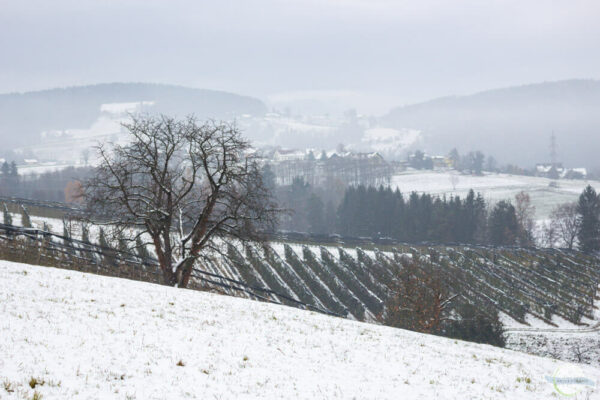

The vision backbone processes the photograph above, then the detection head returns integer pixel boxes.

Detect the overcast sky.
[1,0,599,113]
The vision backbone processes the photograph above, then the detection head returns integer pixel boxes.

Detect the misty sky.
[2,0,600,113]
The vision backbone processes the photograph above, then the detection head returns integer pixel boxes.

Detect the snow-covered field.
[1,260,598,399]
[361,127,421,158]
[392,170,600,220]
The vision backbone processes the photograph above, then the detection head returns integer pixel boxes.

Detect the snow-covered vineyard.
[206,242,600,326]
[2,217,598,328]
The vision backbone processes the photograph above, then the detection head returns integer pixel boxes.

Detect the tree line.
[0,164,93,203]
[277,173,600,252]
[277,176,534,246]
[336,185,532,246]
[541,185,600,253]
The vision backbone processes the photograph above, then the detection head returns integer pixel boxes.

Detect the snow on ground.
[502,289,600,368]
[1,261,598,399]
[361,127,421,158]
[391,170,600,220]
[14,101,151,168]
[16,162,81,176]
[506,330,600,369]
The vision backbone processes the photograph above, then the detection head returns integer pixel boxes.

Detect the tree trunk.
[171,257,196,288]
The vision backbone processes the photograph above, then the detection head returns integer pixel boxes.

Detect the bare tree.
[515,191,536,246]
[81,148,91,166]
[85,115,279,287]
[539,220,557,248]
[379,256,457,334]
[549,202,580,249]
[449,174,460,191]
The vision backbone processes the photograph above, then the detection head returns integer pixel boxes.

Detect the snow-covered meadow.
[392,170,600,221]
[1,260,598,399]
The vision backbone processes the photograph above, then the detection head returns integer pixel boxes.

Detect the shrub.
[442,303,506,348]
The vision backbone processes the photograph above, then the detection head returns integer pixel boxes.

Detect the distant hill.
[0,83,267,149]
[382,80,600,169]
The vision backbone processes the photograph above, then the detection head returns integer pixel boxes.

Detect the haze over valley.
[2,2,600,399]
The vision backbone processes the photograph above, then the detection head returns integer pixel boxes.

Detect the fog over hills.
[2,80,599,171]
[383,80,600,169]
[0,83,267,149]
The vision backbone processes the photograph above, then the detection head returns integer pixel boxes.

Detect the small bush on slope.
[442,303,506,348]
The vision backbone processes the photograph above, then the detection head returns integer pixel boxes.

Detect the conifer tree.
[2,203,12,225]
[135,236,150,260]
[9,161,18,177]
[306,193,325,234]
[98,228,116,266]
[1,162,9,177]
[324,200,337,234]
[62,219,71,239]
[20,205,32,228]
[117,230,129,254]
[81,222,90,243]
[488,201,518,246]
[98,228,109,249]
[576,185,600,253]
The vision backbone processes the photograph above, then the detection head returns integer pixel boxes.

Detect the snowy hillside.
[3,208,599,330]
[1,261,598,399]
[383,80,600,168]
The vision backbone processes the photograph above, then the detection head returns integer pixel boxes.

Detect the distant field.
[391,171,600,221]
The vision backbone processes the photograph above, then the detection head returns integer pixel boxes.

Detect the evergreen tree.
[410,151,423,169]
[287,177,311,232]
[442,303,505,347]
[1,162,9,177]
[20,205,32,228]
[62,218,73,247]
[472,151,485,175]
[306,193,325,234]
[9,161,18,177]
[2,203,12,225]
[448,148,460,170]
[81,222,90,243]
[576,185,600,253]
[260,164,276,193]
[98,228,116,265]
[324,200,337,234]
[486,155,497,172]
[391,188,406,240]
[462,190,477,242]
[98,228,110,249]
[488,201,519,246]
[136,236,150,260]
[62,218,71,239]
[117,230,129,253]
[473,193,488,243]
[355,185,370,236]
[465,151,485,175]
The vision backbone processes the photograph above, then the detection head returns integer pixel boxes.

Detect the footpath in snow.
[0,260,598,399]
